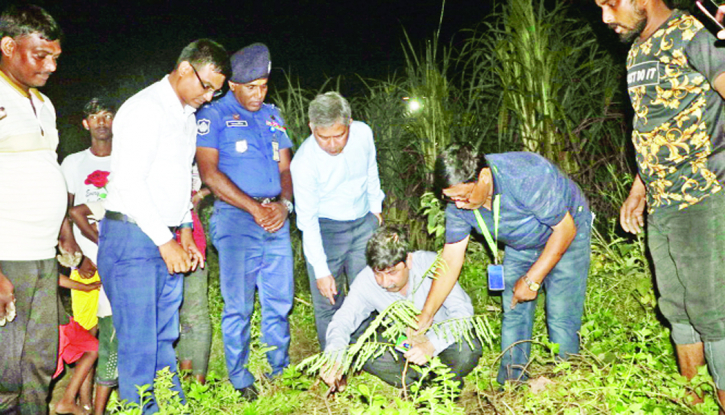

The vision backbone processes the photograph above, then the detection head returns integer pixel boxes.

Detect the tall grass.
[400,26,453,178]
[459,0,629,181]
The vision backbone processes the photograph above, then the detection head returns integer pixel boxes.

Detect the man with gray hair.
[291,91,385,350]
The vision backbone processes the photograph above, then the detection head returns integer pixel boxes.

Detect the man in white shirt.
[59,97,117,414]
[322,226,481,391]
[0,5,65,414]
[97,39,229,414]
[291,92,385,350]
[60,97,113,279]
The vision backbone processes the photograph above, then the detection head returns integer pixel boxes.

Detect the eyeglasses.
[191,65,223,99]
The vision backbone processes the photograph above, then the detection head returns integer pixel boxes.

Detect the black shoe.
[237,385,259,402]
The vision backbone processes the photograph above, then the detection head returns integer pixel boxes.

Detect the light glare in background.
[403,97,422,113]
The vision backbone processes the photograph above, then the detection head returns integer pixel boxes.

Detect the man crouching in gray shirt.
[321,226,482,391]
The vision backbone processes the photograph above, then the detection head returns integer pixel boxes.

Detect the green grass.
[99,228,721,414]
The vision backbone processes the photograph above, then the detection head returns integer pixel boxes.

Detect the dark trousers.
[0,259,58,415]
[306,213,378,350]
[363,336,482,389]
[648,191,725,389]
[176,266,212,376]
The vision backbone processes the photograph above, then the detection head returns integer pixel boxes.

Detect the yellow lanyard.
[473,194,500,264]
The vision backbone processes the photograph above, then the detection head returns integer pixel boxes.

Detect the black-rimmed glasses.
[191,65,223,99]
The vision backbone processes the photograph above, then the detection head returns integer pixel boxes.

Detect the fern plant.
[297,254,496,392]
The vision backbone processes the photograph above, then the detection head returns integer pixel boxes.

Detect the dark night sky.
[28,0,499,123]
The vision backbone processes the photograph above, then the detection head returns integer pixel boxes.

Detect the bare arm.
[59,193,81,254]
[713,72,725,100]
[416,236,470,332]
[179,227,204,270]
[191,187,212,211]
[59,274,101,292]
[0,266,15,323]
[69,204,99,245]
[620,174,646,234]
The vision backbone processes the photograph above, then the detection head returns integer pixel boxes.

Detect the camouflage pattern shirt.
[627,10,725,213]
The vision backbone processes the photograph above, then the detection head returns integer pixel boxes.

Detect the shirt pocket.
[220,128,261,159]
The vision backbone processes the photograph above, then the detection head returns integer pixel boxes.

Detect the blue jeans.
[497,214,592,385]
[210,207,293,390]
[97,219,184,414]
[305,212,378,350]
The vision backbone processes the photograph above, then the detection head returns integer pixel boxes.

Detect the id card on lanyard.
[473,195,504,290]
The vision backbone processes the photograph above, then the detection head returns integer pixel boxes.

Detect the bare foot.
[685,390,704,406]
[55,400,89,415]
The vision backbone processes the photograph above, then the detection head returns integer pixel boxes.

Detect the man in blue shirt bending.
[416,145,592,386]
[196,43,294,401]
[291,92,385,350]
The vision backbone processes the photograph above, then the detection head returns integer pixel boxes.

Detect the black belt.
[105,211,178,233]
[252,195,280,204]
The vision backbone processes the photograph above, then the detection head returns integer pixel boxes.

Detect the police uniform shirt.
[196,92,292,204]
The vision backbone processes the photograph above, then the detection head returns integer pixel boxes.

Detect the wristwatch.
[524,275,540,292]
[281,198,294,214]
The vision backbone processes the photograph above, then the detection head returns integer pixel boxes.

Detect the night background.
[31,0,616,155]
[40,0,492,125]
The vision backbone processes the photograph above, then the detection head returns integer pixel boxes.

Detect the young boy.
[54,274,99,415]
[69,201,118,415]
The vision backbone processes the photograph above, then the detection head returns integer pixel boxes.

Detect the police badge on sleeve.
[197,119,211,135]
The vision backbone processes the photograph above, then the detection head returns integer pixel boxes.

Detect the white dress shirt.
[290,121,385,279]
[104,76,195,246]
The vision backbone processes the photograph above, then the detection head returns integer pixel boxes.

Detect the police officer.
[196,43,293,401]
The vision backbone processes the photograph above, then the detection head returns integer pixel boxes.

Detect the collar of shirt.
[0,69,44,101]
[220,91,264,117]
[310,135,347,159]
[160,75,197,118]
